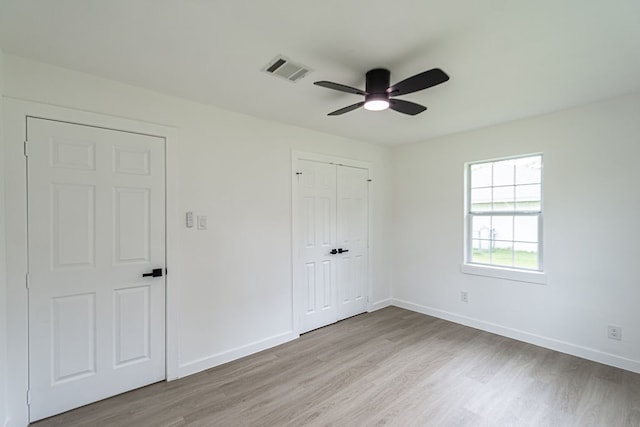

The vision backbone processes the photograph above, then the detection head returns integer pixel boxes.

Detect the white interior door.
[336,166,369,320]
[296,159,369,333]
[27,118,166,421]
[297,160,338,333]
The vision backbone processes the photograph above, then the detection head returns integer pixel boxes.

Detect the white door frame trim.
[290,150,373,334]
[3,97,180,426]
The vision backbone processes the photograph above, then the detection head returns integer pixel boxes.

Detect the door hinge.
[26,273,30,289]
[27,389,31,405]
[24,140,29,157]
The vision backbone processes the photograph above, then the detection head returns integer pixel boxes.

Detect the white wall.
[1,55,392,426]
[391,92,640,372]
[0,49,9,427]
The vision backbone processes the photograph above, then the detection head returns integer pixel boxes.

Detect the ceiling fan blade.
[328,102,365,116]
[314,81,366,96]
[389,99,427,115]
[388,68,449,97]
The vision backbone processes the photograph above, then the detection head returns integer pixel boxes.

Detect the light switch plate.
[197,215,207,230]
[186,211,194,228]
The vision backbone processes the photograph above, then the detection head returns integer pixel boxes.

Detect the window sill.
[460,263,547,285]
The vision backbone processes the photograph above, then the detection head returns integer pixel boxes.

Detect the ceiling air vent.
[263,55,312,83]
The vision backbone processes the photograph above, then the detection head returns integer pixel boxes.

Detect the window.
[464,154,543,280]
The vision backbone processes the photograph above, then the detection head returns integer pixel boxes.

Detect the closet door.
[295,159,369,333]
[297,160,338,333]
[336,166,369,320]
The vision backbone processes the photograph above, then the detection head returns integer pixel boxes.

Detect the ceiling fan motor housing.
[365,68,391,103]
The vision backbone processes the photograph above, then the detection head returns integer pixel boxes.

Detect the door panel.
[52,183,96,268]
[51,293,97,383]
[114,285,151,367]
[114,187,151,263]
[337,166,369,320]
[298,160,337,333]
[27,118,166,421]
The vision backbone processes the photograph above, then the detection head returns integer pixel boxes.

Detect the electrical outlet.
[608,325,621,341]
[461,291,469,303]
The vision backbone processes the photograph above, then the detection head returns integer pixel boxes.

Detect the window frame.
[462,153,546,285]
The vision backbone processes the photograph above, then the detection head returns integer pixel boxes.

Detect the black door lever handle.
[338,248,349,253]
[142,268,163,278]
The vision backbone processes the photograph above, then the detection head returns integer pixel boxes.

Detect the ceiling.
[1,0,639,146]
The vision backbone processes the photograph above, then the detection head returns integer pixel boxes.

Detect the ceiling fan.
[314,68,449,116]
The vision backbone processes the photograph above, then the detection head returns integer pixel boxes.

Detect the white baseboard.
[368,298,392,312]
[392,299,640,375]
[177,331,299,378]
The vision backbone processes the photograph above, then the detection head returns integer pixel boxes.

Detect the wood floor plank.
[31,306,640,426]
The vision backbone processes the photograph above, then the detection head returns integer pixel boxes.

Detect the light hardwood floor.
[32,306,640,426]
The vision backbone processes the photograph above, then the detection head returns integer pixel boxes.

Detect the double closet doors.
[295,159,369,333]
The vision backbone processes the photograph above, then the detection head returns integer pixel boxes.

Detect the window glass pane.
[492,186,514,211]
[491,243,513,267]
[493,159,515,186]
[470,163,492,188]
[471,216,491,240]
[492,216,513,241]
[514,242,538,269]
[514,216,538,243]
[515,184,541,211]
[466,154,542,272]
[471,240,491,264]
[471,188,492,212]
[515,156,541,185]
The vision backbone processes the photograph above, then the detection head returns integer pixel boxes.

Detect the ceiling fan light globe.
[364,99,390,111]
